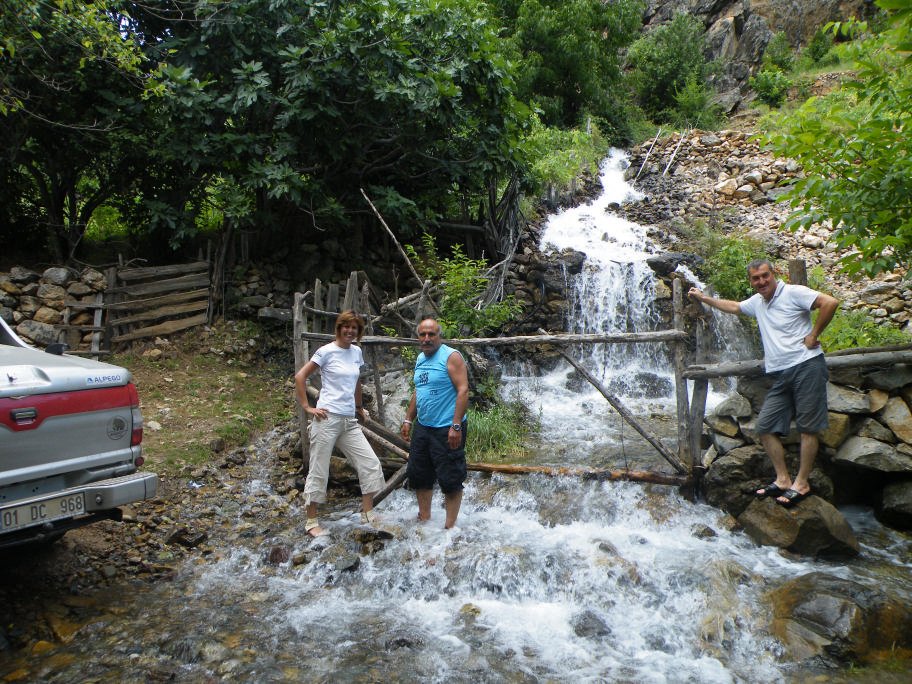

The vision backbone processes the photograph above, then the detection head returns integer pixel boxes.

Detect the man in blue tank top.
[400,318,469,528]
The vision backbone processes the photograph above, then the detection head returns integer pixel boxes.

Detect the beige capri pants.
[304,413,386,505]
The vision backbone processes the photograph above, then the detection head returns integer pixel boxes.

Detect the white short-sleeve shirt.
[740,281,822,373]
[310,342,363,415]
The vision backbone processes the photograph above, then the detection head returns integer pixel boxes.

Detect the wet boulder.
[876,479,912,530]
[768,572,912,666]
[702,445,832,518]
[737,497,859,559]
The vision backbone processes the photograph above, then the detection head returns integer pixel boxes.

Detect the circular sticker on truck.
[107,416,128,440]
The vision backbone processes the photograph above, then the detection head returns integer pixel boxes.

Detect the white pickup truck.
[0,317,158,548]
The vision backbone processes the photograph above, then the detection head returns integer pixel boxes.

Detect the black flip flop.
[776,488,812,508]
[755,482,785,499]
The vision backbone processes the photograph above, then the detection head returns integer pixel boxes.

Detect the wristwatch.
[451,423,462,432]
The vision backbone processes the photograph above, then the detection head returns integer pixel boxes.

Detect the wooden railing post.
[292,292,311,472]
[672,278,692,473]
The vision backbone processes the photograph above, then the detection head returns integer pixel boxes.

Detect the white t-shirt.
[310,342,363,415]
[740,281,822,373]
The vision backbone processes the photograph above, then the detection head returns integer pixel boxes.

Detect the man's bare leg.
[443,490,463,529]
[758,432,792,495]
[416,488,433,522]
[789,433,818,495]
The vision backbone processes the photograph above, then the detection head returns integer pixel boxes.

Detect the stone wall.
[0,265,107,348]
[699,362,912,532]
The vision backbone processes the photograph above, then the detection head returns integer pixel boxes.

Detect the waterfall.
[504,151,690,468]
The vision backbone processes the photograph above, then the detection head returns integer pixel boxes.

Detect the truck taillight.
[128,382,144,446]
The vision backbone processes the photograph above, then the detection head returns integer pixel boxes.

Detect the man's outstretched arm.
[688,287,742,315]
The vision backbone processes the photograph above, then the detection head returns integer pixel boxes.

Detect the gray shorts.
[756,354,829,436]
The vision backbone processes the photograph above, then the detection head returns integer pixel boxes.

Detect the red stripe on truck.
[0,384,137,432]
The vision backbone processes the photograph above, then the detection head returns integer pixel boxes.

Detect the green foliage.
[626,12,709,123]
[819,309,912,351]
[405,233,523,336]
[490,0,643,129]
[806,28,836,64]
[520,115,607,194]
[466,398,539,460]
[760,0,912,277]
[670,76,722,129]
[750,69,793,107]
[703,237,772,301]
[762,32,795,72]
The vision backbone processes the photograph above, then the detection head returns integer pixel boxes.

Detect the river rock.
[856,417,896,443]
[737,497,859,558]
[834,436,912,474]
[768,572,912,665]
[876,479,912,530]
[825,384,869,414]
[818,412,854,449]
[703,445,835,519]
[712,393,752,419]
[879,396,912,444]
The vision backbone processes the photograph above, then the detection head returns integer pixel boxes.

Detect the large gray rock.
[41,266,75,286]
[863,364,912,391]
[834,436,912,474]
[877,479,912,530]
[879,396,912,444]
[712,392,752,418]
[737,497,859,558]
[15,319,59,346]
[825,384,869,414]
[702,445,833,518]
[768,572,912,665]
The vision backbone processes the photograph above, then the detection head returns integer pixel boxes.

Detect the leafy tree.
[0,0,155,260]
[762,0,912,277]
[626,12,709,123]
[143,0,530,247]
[489,0,643,131]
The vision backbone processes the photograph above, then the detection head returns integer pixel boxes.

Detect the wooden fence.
[62,260,211,357]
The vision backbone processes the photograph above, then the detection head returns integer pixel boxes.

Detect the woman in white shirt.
[294,311,385,537]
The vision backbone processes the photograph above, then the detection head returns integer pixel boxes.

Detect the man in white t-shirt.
[688,259,839,508]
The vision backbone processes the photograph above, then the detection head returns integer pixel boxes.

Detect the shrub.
[750,69,792,107]
[670,75,722,129]
[703,237,773,301]
[806,28,835,64]
[820,309,912,351]
[466,398,539,460]
[626,12,708,121]
[763,31,795,72]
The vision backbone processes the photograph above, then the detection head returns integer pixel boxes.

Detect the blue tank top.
[414,344,463,428]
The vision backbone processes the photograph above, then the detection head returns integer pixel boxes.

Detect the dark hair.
[746,259,773,276]
[335,310,365,342]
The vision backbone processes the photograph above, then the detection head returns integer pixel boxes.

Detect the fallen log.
[468,462,688,486]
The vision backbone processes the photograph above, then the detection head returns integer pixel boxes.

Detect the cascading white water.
[503,151,690,467]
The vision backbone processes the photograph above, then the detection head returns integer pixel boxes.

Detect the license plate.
[0,492,86,533]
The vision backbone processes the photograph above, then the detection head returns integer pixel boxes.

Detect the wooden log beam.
[684,349,912,379]
[110,312,209,343]
[109,299,209,326]
[116,261,209,281]
[299,329,688,347]
[467,462,688,486]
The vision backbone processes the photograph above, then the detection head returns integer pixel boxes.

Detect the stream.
[2,153,911,683]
